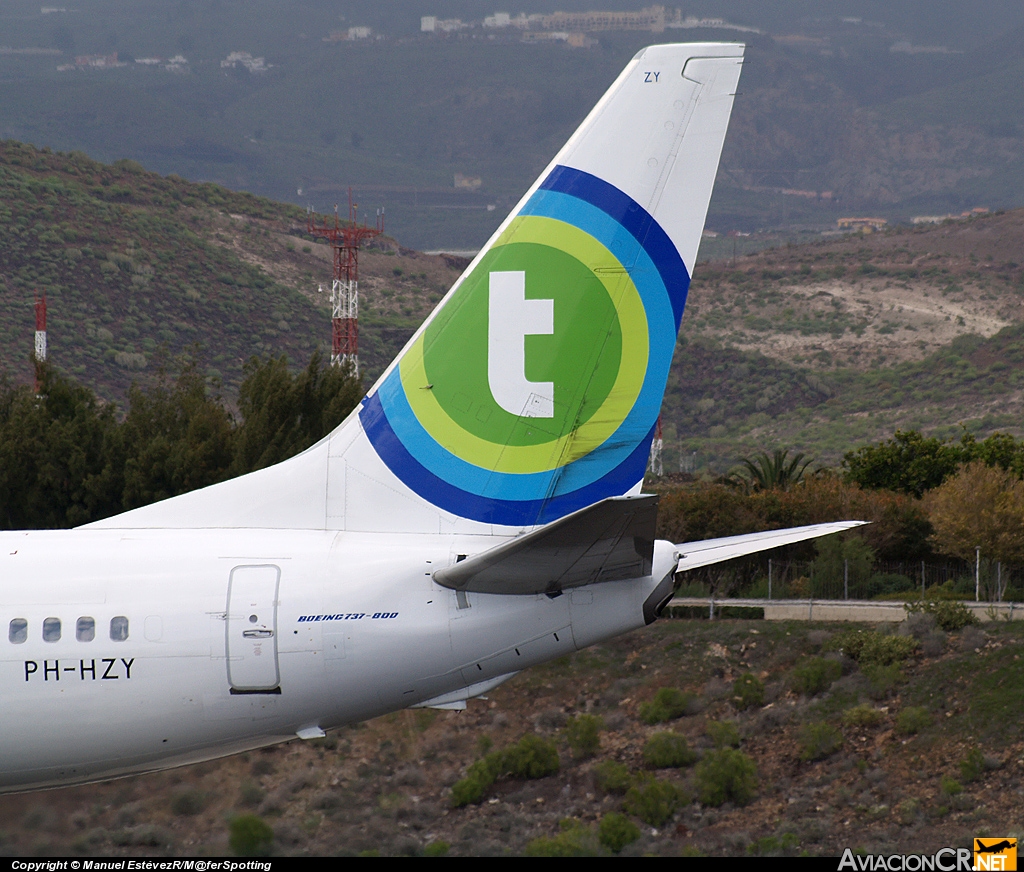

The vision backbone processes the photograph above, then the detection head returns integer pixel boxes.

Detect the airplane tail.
[87,43,743,534]
[359,43,744,529]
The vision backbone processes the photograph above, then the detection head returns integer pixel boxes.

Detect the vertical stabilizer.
[86,44,743,534]
[359,43,743,528]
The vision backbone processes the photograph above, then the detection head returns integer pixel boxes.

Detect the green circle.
[421,241,622,448]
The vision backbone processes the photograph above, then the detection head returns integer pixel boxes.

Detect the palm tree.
[729,449,814,492]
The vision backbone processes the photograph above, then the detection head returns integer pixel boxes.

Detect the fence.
[675,556,1024,603]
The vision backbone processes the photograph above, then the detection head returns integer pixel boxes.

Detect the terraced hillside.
[0,141,462,403]
[0,615,1018,857]
[3,140,1024,473]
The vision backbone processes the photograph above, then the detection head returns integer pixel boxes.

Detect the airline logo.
[361,165,690,526]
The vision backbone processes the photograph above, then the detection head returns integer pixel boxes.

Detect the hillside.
[4,140,1024,471]
[1,3,1024,249]
[662,209,1024,472]
[0,615,1018,857]
[0,141,462,403]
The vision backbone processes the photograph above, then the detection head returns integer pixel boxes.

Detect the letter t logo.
[487,271,554,418]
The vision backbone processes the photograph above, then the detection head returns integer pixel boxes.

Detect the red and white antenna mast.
[649,415,664,477]
[307,189,384,375]
[33,292,47,394]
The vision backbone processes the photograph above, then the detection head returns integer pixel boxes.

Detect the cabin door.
[226,564,281,693]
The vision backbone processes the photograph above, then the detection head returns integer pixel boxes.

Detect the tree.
[812,533,875,595]
[231,352,362,475]
[0,365,120,529]
[924,461,1024,564]
[843,429,1024,497]
[842,429,961,497]
[730,449,813,493]
[120,360,235,509]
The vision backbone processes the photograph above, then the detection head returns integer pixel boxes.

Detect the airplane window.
[110,616,129,642]
[77,616,95,642]
[43,617,61,642]
[9,619,27,644]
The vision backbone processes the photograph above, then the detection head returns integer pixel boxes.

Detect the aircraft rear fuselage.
[0,528,672,792]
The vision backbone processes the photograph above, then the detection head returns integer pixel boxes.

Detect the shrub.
[624,777,683,826]
[799,722,844,761]
[639,687,695,724]
[643,732,697,769]
[706,719,741,749]
[451,734,560,807]
[598,813,641,853]
[905,599,979,632]
[747,832,800,856]
[592,760,633,795]
[423,840,450,857]
[501,734,560,779]
[238,780,264,808]
[829,630,917,667]
[940,776,962,796]
[450,770,489,807]
[524,819,598,857]
[842,704,883,729]
[732,672,764,710]
[894,706,931,736]
[959,747,986,783]
[228,815,274,857]
[170,789,206,816]
[863,663,904,699]
[694,749,758,807]
[564,714,604,759]
[788,657,842,696]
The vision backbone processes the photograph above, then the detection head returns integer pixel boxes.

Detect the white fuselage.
[0,528,672,793]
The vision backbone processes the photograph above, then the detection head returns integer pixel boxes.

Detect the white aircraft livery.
[0,43,862,793]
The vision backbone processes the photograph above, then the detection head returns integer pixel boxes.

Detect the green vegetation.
[788,657,843,696]
[639,687,696,725]
[705,720,741,749]
[642,733,697,769]
[905,599,979,631]
[423,840,450,857]
[592,760,633,796]
[0,354,360,529]
[694,749,758,807]
[729,449,813,492]
[747,832,800,856]
[799,723,844,761]
[828,631,918,668]
[563,714,604,760]
[624,777,684,827]
[228,815,274,857]
[841,704,883,729]
[894,706,932,736]
[450,734,560,807]
[959,747,987,783]
[597,813,641,854]
[731,673,765,711]
[170,789,206,816]
[524,819,598,857]
[940,776,963,797]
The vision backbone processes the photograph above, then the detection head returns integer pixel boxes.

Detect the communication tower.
[33,292,47,394]
[307,191,384,375]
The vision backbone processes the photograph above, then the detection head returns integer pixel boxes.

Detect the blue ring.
[362,165,690,526]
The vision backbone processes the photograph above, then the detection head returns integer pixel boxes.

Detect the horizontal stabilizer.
[676,521,868,572]
[433,495,658,595]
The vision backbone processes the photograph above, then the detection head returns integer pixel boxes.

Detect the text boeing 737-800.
[0,43,862,793]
